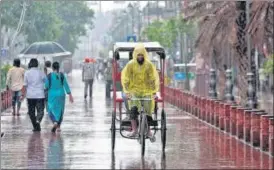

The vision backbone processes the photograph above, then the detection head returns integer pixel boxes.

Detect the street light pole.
[147,1,150,26]
[156,1,159,21]
[246,1,257,109]
[138,10,142,41]
[0,0,3,161]
[132,7,134,35]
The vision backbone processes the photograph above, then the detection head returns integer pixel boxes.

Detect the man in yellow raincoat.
[121,43,159,142]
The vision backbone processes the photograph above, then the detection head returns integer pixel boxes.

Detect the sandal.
[148,133,156,143]
[51,123,58,133]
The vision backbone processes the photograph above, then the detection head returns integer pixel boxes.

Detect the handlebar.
[129,97,152,101]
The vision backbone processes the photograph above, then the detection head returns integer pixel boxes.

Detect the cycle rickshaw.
[110,42,167,156]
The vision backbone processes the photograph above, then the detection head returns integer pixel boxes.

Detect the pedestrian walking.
[44,61,53,75]
[6,58,25,116]
[44,61,53,112]
[45,62,73,133]
[82,58,96,99]
[22,58,46,132]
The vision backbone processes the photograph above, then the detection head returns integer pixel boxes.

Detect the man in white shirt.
[21,58,46,132]
[6,59,25,116]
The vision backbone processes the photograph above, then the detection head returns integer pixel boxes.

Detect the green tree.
[55,1,94,53]
[143,16,196,49]
[1,1,94,54]
[0,0,23,29]
[263,54,274,75]
[23,1,63,42]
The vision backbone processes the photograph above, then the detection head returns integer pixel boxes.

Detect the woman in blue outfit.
[45,62,74,133]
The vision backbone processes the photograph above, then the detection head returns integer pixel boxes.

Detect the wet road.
[1,70,273,169]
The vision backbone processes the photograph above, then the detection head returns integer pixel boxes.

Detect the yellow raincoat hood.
[121,43,159,95]
[132,43,149,61]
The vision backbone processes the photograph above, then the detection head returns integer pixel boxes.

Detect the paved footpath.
[1,70,273,169]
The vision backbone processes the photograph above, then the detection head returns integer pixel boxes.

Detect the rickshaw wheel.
[161,109,167,152]
[111,111,116,151]
[154,102,158,120]
[140,114,147,156]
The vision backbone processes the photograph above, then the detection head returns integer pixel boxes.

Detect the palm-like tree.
[185,1,273,103]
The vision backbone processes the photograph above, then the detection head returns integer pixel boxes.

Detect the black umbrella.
[19,41,71,58]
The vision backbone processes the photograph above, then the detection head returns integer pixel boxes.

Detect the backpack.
[47,72,65,88]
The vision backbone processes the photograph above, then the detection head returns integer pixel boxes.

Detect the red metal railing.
[1,90,12,112]
[164,86,274,157]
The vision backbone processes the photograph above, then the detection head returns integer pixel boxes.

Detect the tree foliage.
[185,1,274,102]
[0,0,23,28]
[23,1,63,43]
[0,0,94,53]
[143,15,196,49]
[54,1,94,53]
[263,54,274,75]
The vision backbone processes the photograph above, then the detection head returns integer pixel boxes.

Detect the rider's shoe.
[127,131,138,137]
[148,133,156,143]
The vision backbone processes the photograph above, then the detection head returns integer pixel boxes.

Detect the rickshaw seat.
[115,72,121,81]
[115,91,123,103]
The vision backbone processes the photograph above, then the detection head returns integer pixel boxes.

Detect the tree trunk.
[234,1,249,104]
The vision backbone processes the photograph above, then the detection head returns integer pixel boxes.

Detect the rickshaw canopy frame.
[113,42,166,60]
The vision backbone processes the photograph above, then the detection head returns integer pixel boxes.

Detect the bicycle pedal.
[149,136,156,143]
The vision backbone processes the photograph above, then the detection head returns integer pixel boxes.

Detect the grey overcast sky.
[88,1,166,12]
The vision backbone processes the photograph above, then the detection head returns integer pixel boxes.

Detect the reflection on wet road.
[1,70,273,169]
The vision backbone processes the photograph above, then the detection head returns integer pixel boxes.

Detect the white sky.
[88,1,166,12]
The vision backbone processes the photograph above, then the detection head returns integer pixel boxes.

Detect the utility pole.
[131,6,134,35]
[183,33,190,90]
[147,1,150,26]
[127,3,134,35]
[138,9,142,41]
[173,0,178,60]
[156,0,159,21]
[182,0,190,90]
[0,0,3,164]
[246,1,257,108]
[99,1,102,14]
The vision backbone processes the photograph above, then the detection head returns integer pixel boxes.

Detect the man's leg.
[11,91,17,115]
[128,106,139,136]
[89,79,93,97]
[27,99,38,131]
[16,91,22,115]
[121,92,130,121]
[84,81,88,99]
[127,95,140,136]
[36,99,45,131]
[143,96,156,142]
[122,92,130,112]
